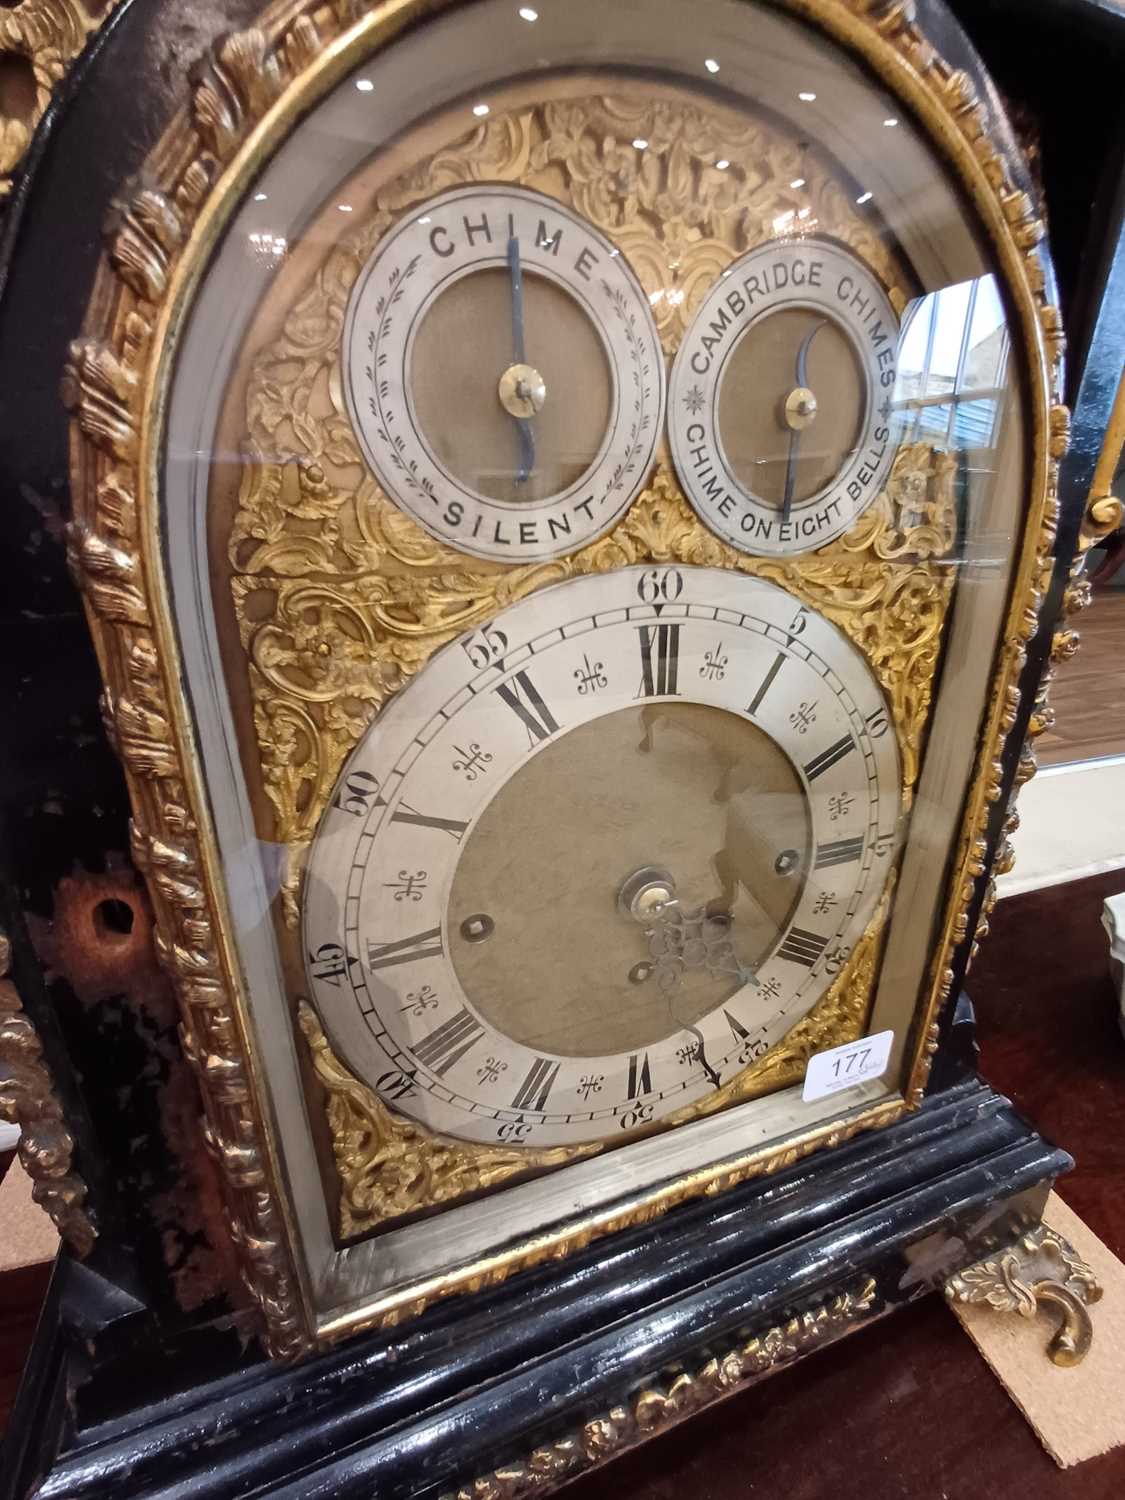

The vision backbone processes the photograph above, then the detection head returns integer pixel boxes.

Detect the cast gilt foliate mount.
[946,1223,1102,1367]
[228,92,954,1233]
[446,1226,1101,1500]
[441,1276,881,1500]
[302,883,893,1237]
[0,932,96,1256]
[63,0,1070,1356]
[0,0,124,197]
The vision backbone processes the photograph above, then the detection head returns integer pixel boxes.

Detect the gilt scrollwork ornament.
[249,435,945,1231]
[0,931,96,1256]
[441,1276,881,1499]
[945,1223,1102,1367]
[233,457,956,929]
[227,91,933,925]
[299,1001,596,1238]
[0,0,124,199]
[303,871,892,1238]
[63,292,309,1359]
[308,1028,899,1323]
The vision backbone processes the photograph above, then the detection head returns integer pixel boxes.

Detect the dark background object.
[945,0,1125,394]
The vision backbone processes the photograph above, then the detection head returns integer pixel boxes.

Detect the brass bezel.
[65,0,1066,1357]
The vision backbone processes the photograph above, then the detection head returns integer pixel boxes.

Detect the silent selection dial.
[342,183,665,562]
[669,240,900,555]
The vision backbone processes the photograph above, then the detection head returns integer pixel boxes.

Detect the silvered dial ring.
[303,566,902,1150]
[669,239,900,556]
[342,183,665,562]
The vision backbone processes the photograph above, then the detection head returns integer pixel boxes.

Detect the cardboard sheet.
[0,1157,59,1272]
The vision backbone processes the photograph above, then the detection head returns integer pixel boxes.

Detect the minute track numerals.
[302,567,902,1148]
[342,184,664,562]
[669,240,900,556]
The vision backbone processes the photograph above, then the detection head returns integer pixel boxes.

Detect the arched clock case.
[0,0,1120,1496]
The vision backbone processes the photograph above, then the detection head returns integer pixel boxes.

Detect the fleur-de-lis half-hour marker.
[386,869,428,902]
[700,644,727,681]
[452,743,493,781]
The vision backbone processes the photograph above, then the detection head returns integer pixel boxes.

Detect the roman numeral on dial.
[391,804,468,842]
[804,734,855,781]
[412,1008,484,1075]
[495,669,559,746]
[814,836,865,869]
[777,927,829,966]
[366,927,443,970]
[636,623,681,697]
[511,1057,560,1111]
[627,1051,653,1097]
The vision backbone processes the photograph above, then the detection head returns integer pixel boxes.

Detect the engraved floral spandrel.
[298,1002,595,1237]
[222,90,957,1223]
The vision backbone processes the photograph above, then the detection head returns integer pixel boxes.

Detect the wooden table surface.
[1038,589,1125,766]
[3,867,1125,1497]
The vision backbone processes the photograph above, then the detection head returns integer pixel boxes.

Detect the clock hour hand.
[505,233,536,485]
[779,320,825,525]
[781,426,801,528]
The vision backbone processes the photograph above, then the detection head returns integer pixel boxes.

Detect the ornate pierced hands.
[619,866,758,999]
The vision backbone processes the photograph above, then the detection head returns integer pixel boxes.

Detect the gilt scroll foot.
[944,1222,1102,1366]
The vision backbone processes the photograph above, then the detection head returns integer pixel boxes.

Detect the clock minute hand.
[506,234,536,485]
[683,1024,723,1090]
[795,319,824,389]
[780,320,826,526]
[507,233,527,364]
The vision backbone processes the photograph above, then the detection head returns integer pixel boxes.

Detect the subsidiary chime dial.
[343,184,665,561]
[670,240,900,554]
[305,566,901,1148]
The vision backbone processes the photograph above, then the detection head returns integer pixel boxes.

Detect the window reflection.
[894,275,1010,451]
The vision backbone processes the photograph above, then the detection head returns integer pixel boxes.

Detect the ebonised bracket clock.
[0,0,1120,1496]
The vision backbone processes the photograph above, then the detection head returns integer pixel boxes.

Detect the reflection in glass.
[894,275,1011,452]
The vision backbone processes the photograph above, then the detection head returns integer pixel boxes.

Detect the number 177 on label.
[803,1030,894,1103]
